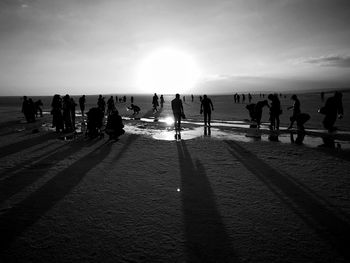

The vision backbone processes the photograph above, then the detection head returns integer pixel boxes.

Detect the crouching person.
[105,110,125,140]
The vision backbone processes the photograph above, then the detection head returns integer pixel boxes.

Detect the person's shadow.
[176,141,237,262]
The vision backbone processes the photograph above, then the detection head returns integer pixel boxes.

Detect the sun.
[136,48,200,94]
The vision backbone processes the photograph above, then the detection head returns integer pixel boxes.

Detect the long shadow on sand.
[0,139,114,249]
[0,138,97,202]
[176,141,237,262]
[0,132,58,159]
[225,140,350,261]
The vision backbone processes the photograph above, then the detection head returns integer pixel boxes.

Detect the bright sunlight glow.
[136,48,200,94]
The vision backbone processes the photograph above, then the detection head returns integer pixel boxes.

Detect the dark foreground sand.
[0,108,350,263]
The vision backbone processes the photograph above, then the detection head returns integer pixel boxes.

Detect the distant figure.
[34,99,43,117]
[152,93,159,112]
[160,95,164,108]
[268,94,282,130]
[123,96,126,103]
[200,94,214,127]
[321,92,325,102]
[107,96,116,115]
[105,110,125,140]
[248,93,252,103]
[242,94,246,103]
[79,95,86,117]
[131,96,134,104]
[191,94,194,102]
[287,94,301,130]
[128,104,141,115]
[51,94,64,132]
[319,91,343,132]
[171,94,184,131]
[246,100,269,128]
[237,94,240,103]
[115,96,118,104]
[183,96,186,102]
[199,96,203,102]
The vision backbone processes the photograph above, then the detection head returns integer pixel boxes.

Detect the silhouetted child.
[34,99,43,117]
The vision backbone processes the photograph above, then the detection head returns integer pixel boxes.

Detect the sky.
[0,0,350,95]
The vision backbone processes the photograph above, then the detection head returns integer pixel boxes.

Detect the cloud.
[293,55,350,68]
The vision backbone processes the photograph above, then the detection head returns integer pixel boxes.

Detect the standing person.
[268,94,282,130]
[107,96,115,115]
[287,94,301,130]
[152,93,159,112]
[191,94,194,102]
[21,96,31,122]
[70,97,77,130]
[115,96,118,104]
[131,96,134,104]
[200,94,214,127]
[79,95,86,117]
[160,95,165,108]
[51,94,64,132]
[171,94,184,132]
[97,95,106,114]
[320,91,343,132]
[62,94,73,132]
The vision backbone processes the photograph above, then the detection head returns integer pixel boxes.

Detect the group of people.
[51,94,77,133]
[246,91,343,134]
[21,96,43,123]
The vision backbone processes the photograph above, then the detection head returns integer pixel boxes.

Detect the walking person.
[171,94,184,139]
[152,93,159,112]
[320,91,343,132]
[160,95,165,108]
[200,94,214,127]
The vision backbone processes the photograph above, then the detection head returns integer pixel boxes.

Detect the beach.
[1,93,350,262]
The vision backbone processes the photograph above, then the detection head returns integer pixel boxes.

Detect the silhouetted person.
[86,107,104,138]
[246,100,269,128]
[248,93,252,103]
[97,95,106,114]
[171,93,184,131]
[237,94,240,103]
[268,94,282,130]
[152,93,159,112]
[200,94,214,127]
[287,94,301,129]
[51,94,64,132]
[27,98,36,122]
[290,113,310,145]
[63,94,73,132]
[183,96,186,102]
[320,91,343,132]
[131,96,134,104]
[105,109,125,140]
[128,104,141,115]
[70,97,77,130]
[21,96,31,122]
[123,96,126,103]
[79,95,86,117]
[199,95,203,102]
[160,95,164,108]
[242,94,246,103]
[107,96,116,115]
[321,92,325,102]
[115,96,118,104]
[191,94,194,102]
[34,99,43,117]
